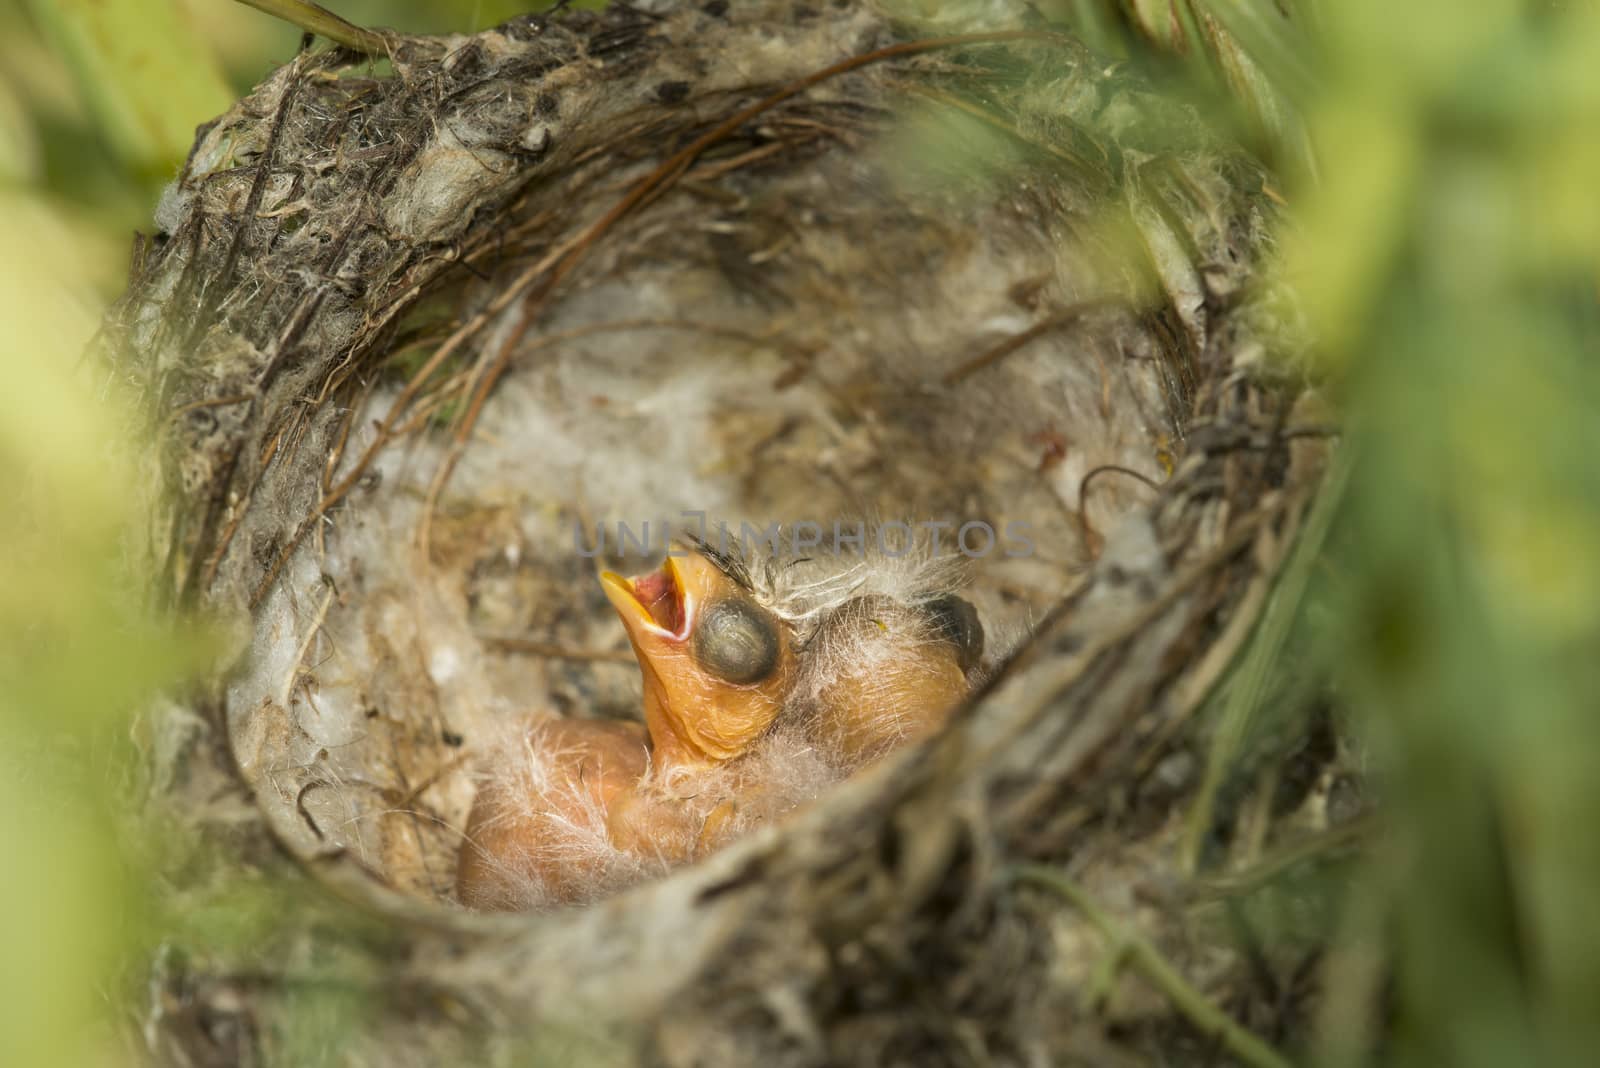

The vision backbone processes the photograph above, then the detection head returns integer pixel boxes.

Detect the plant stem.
[1014,864,1297,1068]
[232,0,389,55]
[1182,455,1350,873]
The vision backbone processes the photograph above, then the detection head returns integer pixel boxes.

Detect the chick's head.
[601,545,798,769]
[796,592,985,769]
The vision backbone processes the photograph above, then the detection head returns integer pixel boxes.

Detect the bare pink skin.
[456,552,796,909]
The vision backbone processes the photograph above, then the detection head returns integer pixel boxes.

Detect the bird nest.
[110,2,1337,1064]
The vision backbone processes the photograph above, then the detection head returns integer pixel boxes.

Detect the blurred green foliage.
[0,178,198,1068]
[0,5,531,1064]
[24,0,236,178]
[3,1,1599,1065]
[1296,5,1600,1066]
[1,0,555,239]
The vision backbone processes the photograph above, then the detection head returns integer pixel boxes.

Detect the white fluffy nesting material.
[696,523,974,634]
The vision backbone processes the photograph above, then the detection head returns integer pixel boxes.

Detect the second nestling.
[456,534,987,910]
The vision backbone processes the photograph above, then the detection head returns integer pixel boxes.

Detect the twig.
[279,584,338,707]
[1076,463,1165,551]
[902,81,1109,186]
[184,48,305,359]
[943,301,1115,386]
[163,393,252,425]
[971,497,1286,780]
[1130,501,1295,777]
[1013,865,1296,1068]
[249,289,500,607]
[232,0,390,55]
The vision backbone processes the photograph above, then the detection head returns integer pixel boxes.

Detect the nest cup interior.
[178,7,1258,911]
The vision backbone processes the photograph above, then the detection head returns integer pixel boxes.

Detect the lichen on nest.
[108,2,1334,1064]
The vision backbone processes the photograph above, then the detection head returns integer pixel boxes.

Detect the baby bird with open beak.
[455,536,987,910]
[456,545,800,908]
[599,548,798,770]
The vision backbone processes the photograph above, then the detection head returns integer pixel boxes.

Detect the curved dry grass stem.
[1189,813,1377,903]
[411,28,1079,554]
[251,28,1086,603]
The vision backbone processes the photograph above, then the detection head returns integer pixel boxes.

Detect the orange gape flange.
[455,549,796,908]
[597,552,797,768]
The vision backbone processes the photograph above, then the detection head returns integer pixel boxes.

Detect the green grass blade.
[23,0,236,179]
[1063,0,1134,59]
[232,0,390,55]
[1200,0,1317,102]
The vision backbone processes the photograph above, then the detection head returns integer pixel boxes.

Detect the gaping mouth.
[600,557,690,639]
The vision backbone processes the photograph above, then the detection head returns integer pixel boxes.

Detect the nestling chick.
[599,548,799,768]
[456,535,987,910]
[456,548,800,908]
[794,592,985,769]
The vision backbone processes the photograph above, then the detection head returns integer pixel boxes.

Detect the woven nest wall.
[111,2,1335,1064]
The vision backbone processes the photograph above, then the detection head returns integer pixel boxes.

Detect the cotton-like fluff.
[457,717,838,910]
[688,523,976,635]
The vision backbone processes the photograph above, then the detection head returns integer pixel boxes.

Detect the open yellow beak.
[598,549,795,768]
[600,555,691,640]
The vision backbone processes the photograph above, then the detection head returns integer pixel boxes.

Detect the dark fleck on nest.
[109,2,1344,1064]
